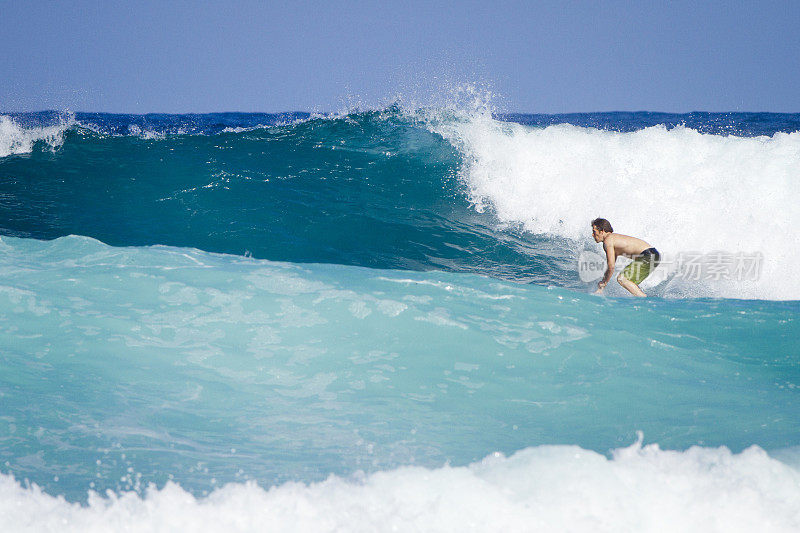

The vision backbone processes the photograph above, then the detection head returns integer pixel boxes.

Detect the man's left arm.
[597,240,616,292]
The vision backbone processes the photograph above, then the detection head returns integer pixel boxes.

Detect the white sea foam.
[1,440,798,532]
[0,115,73,158]
[432,113,800,300]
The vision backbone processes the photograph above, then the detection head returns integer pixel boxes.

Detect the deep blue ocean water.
[1,108,798,530]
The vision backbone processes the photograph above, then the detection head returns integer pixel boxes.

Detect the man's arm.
[597,239,616,291]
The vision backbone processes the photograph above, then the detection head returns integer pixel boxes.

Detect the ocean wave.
[431,114,800,300]
[2,439,798,532]
[2,107,799,300]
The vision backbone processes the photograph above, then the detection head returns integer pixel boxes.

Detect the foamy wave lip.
[431,114,800,300]
[2,439,798,532]
[126,123,168,139]
[0,114,73,158]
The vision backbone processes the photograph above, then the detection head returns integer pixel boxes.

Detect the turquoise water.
[1,235,797,502]
[0,109,799,529]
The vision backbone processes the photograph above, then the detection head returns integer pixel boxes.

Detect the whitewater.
[0,107,798,531]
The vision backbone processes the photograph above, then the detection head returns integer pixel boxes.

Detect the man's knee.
[617,273,627,285]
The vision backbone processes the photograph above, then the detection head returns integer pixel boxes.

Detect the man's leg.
[618,273,647,297]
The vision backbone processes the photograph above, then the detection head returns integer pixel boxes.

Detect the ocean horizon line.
[4,108,800,116]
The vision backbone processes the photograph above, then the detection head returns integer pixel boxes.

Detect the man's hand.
[595,280,607,294]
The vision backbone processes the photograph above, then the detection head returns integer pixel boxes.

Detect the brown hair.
[591,218,613,233]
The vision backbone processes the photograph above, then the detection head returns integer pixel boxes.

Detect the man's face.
[592,226,603,242]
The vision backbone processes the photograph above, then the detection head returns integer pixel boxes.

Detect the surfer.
[591,218,660,297]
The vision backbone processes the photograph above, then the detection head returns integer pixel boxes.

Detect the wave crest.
[0,114,73,157]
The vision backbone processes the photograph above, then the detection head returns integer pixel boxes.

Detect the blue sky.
[2,1,798,113]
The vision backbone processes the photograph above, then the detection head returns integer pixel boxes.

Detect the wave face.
[1,108,799,529]
[0,109,576,288]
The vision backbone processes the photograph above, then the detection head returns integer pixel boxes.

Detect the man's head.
[591,218,613,242]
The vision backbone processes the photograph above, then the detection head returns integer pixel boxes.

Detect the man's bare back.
[602,233,651,258]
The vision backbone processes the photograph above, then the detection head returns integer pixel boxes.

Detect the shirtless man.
[591,218,660,297]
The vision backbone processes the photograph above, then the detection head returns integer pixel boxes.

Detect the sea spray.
[430,116,800,299]
[0,114,72,157]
